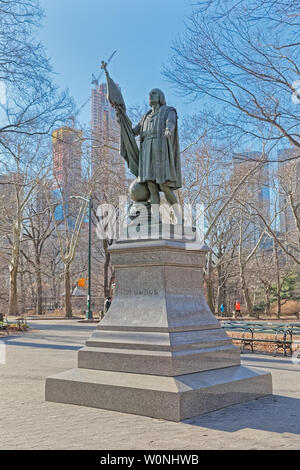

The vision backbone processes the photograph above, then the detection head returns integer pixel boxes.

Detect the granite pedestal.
[45,235,272,421]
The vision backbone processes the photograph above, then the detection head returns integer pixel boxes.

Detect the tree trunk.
[50,262,58,308]
[264,287,271,316]
[8,264,19,315]
[36,266,43,315]
[276,285,281,319]
[238,219,252,316]
[28,272,36,307]
[274,241,281,319]
[103,238,111,298]
[19,266,25,315]
[216,264,227,315]
[17,254,25,315]
[252,283,259,319]
[8,225,20,316]
[34,250,43,315]
[240,267,253,315]
[206,251,215,313]
[64,265,72,318]
[222,280,227,314]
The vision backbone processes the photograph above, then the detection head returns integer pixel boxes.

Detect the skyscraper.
[232,150,271,247]
[233,150,270,213]
[52,126,83,188]
[277,147,299,240]
[52,126,83,222]
[91,83,119,161]
[90,81,126,203]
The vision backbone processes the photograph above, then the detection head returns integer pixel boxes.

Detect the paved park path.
[0,320,299,450]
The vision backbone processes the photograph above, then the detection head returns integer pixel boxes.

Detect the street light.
[71,195,93,320]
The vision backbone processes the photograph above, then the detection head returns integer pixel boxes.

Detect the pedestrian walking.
[235,300,241,316]
[104,296,112,314]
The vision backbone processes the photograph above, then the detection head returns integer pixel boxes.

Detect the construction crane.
[69,50,117,127]
[91,50,117,87]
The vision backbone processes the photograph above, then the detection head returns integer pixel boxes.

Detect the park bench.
[0,316,28,335]
[221,321,300,356]
[15,316,27,331]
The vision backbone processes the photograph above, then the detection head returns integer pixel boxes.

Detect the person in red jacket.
[235,300,241,316]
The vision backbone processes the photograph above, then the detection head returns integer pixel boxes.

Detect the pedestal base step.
[45,365,272,422]
[78,345,241,376]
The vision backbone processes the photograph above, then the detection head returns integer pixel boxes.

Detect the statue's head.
[149,88,166,107]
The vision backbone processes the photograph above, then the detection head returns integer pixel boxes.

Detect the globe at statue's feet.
[129,179,150,203]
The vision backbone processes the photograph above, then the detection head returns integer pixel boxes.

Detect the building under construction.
[52,126,83,189]
[52,126,83,222]
[91,82,119,165]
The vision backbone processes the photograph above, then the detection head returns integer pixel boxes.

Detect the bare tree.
[0,0,72,149]
[164,0,300,160]
[21,184,57,315]
[89,118,127,303]
[0,136,50,315]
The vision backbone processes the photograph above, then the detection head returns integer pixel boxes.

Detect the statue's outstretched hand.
[164,128,172,138]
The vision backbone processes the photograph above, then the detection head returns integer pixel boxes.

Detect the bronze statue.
[102,61,182,223]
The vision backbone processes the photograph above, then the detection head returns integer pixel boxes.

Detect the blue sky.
[39,0,198,127]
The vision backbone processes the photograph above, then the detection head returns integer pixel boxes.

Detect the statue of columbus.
[102,62,182,223]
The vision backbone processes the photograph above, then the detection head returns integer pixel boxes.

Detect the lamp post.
[71,195,93,320]
[86,196,93,320]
